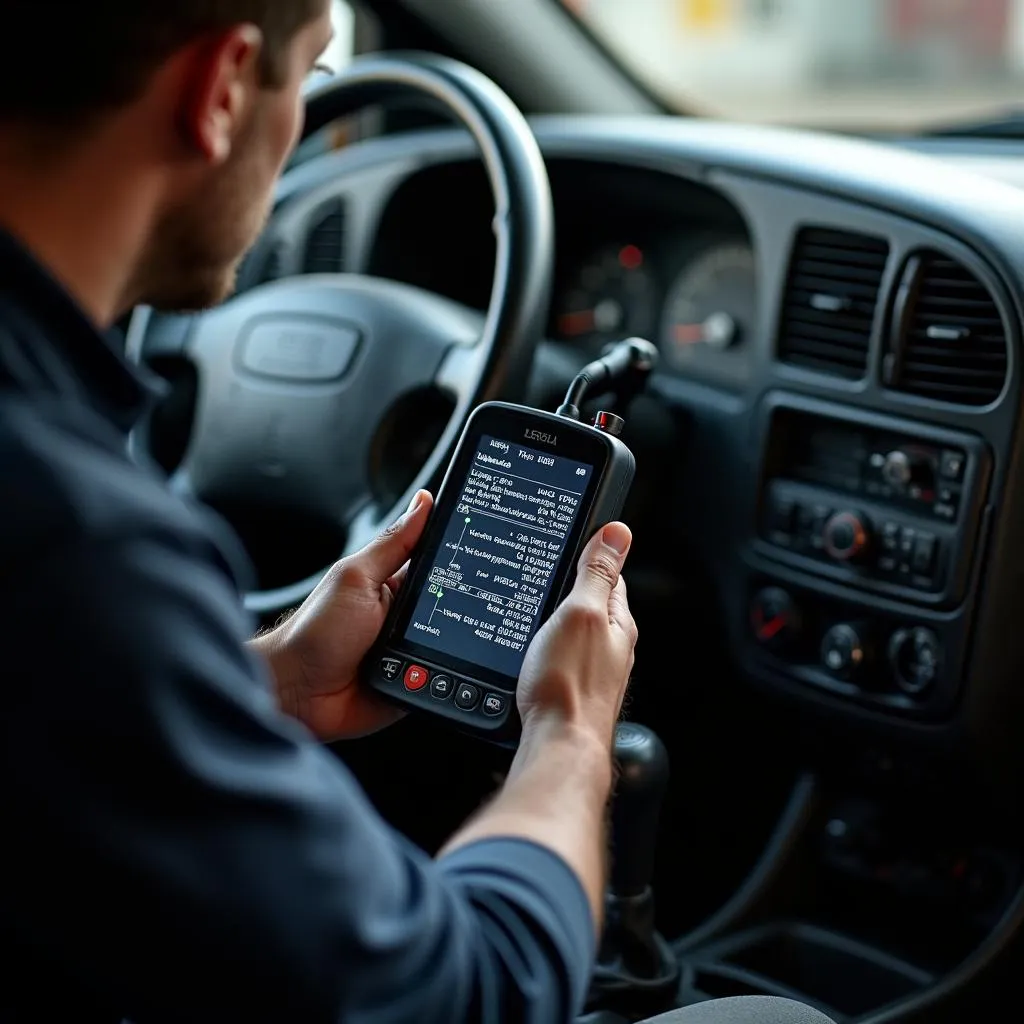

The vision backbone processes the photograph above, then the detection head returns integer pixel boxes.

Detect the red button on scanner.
[404,664,429,691]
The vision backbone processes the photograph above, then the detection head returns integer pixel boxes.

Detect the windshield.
[564,0,1024,133]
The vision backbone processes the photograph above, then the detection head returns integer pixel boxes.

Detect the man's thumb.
[353,490,433,584]
[575,522,631,604]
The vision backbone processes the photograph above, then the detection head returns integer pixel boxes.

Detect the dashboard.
[243,115,1024,786]
[550,232,756,390]
[360,158,760,392]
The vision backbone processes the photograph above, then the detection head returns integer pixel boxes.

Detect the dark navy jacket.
[0,229,593,1023]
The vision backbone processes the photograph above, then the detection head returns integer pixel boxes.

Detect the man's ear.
[181,24,264,165]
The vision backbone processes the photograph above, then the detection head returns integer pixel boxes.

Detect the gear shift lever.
[588,723,680,1018]
[610,722,670,897]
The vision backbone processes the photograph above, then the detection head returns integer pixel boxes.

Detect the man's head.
[0,2,334,316]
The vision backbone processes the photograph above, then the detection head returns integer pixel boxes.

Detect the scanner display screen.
[403,435,594,680]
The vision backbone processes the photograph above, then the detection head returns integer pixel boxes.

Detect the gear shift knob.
[589,724,678,1015]
[610,722,670,898]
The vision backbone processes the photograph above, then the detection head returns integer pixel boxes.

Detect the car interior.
[125,0,1024,1020]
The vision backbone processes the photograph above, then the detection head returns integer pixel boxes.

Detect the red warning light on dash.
[618,244,643,271]
[404,664,429,691]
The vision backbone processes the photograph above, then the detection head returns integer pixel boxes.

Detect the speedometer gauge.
[554,244,658,355]
[662,242,757,386]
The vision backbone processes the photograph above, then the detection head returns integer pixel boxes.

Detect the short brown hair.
[0,1,325,129]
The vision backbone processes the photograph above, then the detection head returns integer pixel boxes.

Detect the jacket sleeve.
[0,528,595,1024]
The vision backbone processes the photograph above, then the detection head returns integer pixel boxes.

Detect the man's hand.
[252,490,433,741]
[441,522,636,928]
[516,521,637,749]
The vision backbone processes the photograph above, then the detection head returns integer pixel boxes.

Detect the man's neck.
[0,128,161,328]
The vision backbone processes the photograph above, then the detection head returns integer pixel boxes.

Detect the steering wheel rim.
[126,52,554,616]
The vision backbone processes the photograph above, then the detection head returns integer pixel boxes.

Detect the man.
[0,3,834,1022]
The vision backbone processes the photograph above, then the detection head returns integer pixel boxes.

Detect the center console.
[742,394,993,719]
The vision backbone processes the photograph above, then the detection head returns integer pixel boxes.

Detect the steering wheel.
[126,53,554,616]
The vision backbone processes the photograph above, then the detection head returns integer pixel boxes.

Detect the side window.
[324,0,356,74]
[292,0,372,167]
[306,0,356,83]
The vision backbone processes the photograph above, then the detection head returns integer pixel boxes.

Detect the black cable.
[556,337,658,420]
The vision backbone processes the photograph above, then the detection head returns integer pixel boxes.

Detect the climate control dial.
[822,511,872,562]
[821,623,867,679]
[750,587,802,653]
[889,628,942,695]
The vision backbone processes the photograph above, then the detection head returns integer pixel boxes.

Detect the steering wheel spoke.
[125,307,195,363]
[127,53,553,614]
[436,335,489,405]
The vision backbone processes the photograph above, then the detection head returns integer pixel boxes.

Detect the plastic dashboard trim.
[267,113,1024,751]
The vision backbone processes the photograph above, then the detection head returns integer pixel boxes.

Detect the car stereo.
[756,404,991,607]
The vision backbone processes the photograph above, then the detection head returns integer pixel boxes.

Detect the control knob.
[821,623,867,679]
[889,628,942,696]
[881,448,934,494]
[822,511,871,562]
[750,587,802,653]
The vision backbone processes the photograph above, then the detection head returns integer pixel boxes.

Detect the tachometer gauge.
[554,244,658,354]
[662,242,757,386]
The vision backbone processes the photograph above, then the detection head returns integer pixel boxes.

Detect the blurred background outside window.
[563,0,1024,130]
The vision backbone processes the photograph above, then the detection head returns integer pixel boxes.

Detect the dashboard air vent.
[778,227,890,379]
[884,251,1008,407]
[302,199,347,274]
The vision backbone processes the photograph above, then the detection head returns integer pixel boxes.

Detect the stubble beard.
[130,115,274,314]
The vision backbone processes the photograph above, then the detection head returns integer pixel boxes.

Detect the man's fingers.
[385,562,410,596]
[574,522,632,606]
[350,490,433,586]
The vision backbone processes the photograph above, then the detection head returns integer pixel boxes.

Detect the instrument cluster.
[550,233,758,389]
